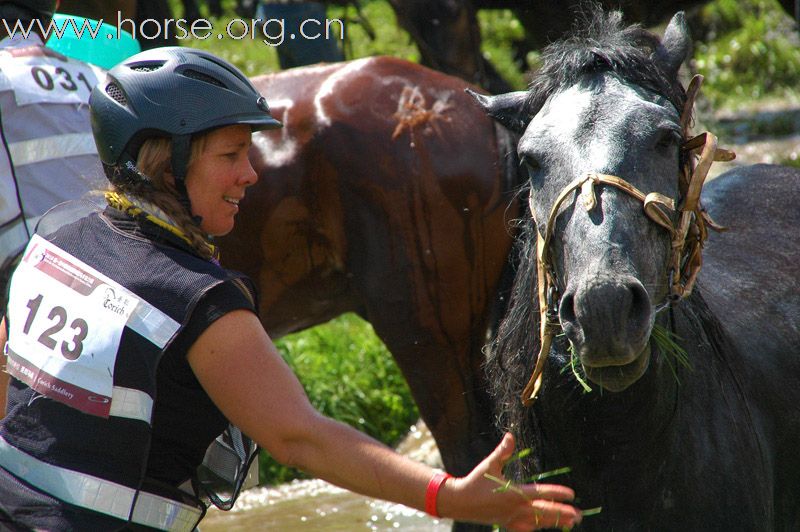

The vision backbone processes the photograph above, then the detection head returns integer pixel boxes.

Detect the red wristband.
[425,471,453,517]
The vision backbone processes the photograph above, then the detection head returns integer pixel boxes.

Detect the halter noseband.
[521,75,735,406]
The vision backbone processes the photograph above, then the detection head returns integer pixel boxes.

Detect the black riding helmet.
[90,46,282,189]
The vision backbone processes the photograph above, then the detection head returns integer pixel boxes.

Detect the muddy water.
[201,479,452,531]
[201,422,452,531]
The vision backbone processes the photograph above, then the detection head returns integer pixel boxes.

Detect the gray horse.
[475,8,800,530]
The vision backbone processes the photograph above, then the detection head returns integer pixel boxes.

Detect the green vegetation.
[477,9,528,89]
[260,313,419,484]
[780,155,800,167]
[160,0,798,485]
[693,0,800,108]
[167,0,800,106]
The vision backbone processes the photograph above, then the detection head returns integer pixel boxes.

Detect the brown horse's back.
[219,57,519,478]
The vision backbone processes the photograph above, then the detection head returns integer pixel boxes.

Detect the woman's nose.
[241,158,258,186]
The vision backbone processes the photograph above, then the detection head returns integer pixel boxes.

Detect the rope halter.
[520,75,736,406]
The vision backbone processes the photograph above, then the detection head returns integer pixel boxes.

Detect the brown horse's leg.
[381,323,499,471]
[341,166,509,484]
[366,306,499,531]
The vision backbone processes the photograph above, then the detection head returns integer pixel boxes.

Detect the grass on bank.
[260,313,419,484]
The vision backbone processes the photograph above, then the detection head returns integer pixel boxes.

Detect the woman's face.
[185,124,257,236]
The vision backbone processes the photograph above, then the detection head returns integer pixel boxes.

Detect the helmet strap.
[171,134,191,181]
[170,134,196,217]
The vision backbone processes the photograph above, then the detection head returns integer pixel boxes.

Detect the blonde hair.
[114,134,214,259]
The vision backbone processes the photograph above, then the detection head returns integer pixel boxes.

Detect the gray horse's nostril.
[626,281,651,337]
[559,291,577,328]
[562,276,653,361]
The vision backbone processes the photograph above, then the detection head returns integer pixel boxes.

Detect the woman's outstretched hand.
[437,432,582,531]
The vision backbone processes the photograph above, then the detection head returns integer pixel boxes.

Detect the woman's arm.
[188,310,581,530]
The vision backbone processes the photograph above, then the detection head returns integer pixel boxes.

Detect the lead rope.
[520,75,735,406]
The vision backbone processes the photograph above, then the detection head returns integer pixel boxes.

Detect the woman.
[0,47,582,531]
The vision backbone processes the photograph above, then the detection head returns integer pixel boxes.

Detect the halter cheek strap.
[520,75,735,406]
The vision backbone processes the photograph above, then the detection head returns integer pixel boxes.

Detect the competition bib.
[6,235,138,417]
[0,51,103,106]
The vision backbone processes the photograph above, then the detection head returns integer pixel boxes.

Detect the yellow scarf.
[104,191,218,259]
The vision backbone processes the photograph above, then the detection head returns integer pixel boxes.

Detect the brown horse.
[217,57,522,499]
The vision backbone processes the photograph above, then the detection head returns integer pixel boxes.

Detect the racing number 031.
[30,65,93,93]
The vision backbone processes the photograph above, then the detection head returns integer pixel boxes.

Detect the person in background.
[258,0,345,68]
[58,0,176,49]
[0,0,104,316]
[0,46,582,531]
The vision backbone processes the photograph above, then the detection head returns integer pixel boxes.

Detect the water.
[201,479,452,531]
[201,421,452,531]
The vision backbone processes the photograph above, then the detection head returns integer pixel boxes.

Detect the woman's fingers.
[531,499,582,529]
[464,432,583,529]
[490,432,516,469]
[519,482,576,502]
[505,500,583,531]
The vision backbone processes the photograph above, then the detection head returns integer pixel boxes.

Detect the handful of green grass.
[484,448,602,530]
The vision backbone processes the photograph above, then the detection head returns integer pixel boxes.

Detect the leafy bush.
[259,313,419,484]
[692,0,800,107]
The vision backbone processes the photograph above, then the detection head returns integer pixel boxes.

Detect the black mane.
[525,6,687,117]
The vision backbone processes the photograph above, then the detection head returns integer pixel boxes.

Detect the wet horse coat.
[218,57,520,486]
[480,9,800,530]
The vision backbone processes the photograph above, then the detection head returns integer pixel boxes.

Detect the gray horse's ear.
[465,88,530,134]
[654,11,692,77]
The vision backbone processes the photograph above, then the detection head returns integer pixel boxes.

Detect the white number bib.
[0,53,103,106]
[6,235,139,417]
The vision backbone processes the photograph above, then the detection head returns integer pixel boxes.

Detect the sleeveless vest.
[0,34,104,269]
[0,207,257,530]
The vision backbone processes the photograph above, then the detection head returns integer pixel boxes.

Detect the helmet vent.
[131,65,162,73]
[182,69,227,89]
[105,82,128,106]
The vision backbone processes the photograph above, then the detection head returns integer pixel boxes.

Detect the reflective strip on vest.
[109,386,154,423]
[7,132,97,166]
[0,435,202,531]
[127,300,181,350]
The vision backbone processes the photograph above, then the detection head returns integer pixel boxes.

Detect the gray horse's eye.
[655,129,682,150]
[520,153,541,172]
[520,154,544,186]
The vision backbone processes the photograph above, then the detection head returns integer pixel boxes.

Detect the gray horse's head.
[473,11,692,392]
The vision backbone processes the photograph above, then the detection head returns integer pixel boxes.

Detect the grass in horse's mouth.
[651,324,691,384]
[562,324,690,392]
